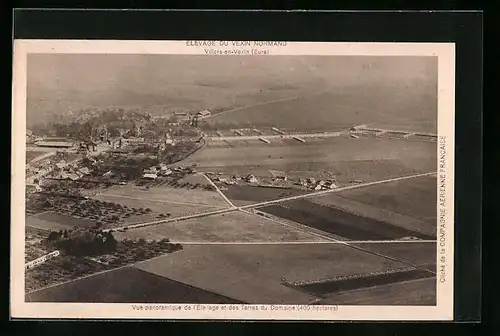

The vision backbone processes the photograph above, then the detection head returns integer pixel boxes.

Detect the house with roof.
[79,167,91,175]
[142,173,158,180]
[245,174,258,184]
[197,109,211,118]
[68,173,80,181]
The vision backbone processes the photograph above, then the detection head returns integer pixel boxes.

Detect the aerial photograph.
[24,54,438,305]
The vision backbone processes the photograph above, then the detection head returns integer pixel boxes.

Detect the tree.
[48,231,60,241]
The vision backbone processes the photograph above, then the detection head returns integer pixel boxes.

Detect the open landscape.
[24,54,438,306]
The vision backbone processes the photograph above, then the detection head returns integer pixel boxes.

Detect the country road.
[200,173,237,208]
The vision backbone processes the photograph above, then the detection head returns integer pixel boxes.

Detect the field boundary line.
[308,196,436,239]
[31,211,52,218]
[239,208,340,242]
[166,240,437,245]
[202,88,331,120]
[242,171,437,210]
[240,209,436,276]
[95,193,226,208]
[200,173,237,208]
[342,243,437,276]
[320,276,437,300]
[104,172,436,232]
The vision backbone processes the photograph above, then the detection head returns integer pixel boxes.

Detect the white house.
[143,173,158,180]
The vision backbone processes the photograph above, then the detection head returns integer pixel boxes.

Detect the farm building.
[79,167,91,175]
[327,182,338,189]
[26,129,35,143]
[270,170,288,181]
[197,110,211,118]
[36,140,75,148]
[173,111,188,117]
[245,174,258,184]
[144,166,158,174]
[159,165,172,176]
[142,173,158,180]
[55,161,66,169]
[172,111,190,121]
[68,173,80,181]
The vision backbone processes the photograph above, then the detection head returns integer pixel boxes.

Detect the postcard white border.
[11,40,455,321]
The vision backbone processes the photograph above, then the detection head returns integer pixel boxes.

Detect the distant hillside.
[27,55,437,128]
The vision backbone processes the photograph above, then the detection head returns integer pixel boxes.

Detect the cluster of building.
[296,177,338,190]
[142,163,172,180]
[142,164,196,180]
[53,159,92,181]
[208,172,259,186]
[172,109,212,126]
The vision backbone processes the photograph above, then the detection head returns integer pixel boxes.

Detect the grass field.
[259,199,435,241]
[352,242,437,273]
[27,267,242,303]
[134,243,408,304]
[178,173,213,187]
[26,150,48,162]
[337,175,437,223]
[316,277,436,305]
[26,212,97,231]
[310,192,436,237]
[181,137,436,183]
[92,194,222,223]
[96,184,229,208]
[112,211,327,243]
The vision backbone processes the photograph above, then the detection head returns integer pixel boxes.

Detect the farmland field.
[27,267,242,303]
[310,192,436,237]
[352,242,437,272]
[112,211,327,243]
[27,55,436,129]
[96,184,229,208]
[222,185,311,206]
[207,86,437,133]
[26,212,97,231]
[298,268,434,296]
[337,175,437,223]
[316,277,436,305]
[259,199,435,241]
[134,243,408,304]
[181,137,436,183]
